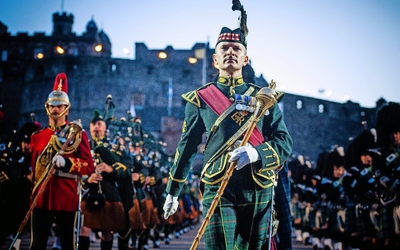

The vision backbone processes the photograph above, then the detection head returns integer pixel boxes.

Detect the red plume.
[53,72,68,93]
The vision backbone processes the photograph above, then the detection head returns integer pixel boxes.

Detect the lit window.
[111,64,117,72]
[318,104,324,113]
[296,100,302,109]
[34,48,44,59]
[360,111,365,117]
[55,46,65,54]
[188,57,197,64]
[94,44,102,52]
[158,52,167,59]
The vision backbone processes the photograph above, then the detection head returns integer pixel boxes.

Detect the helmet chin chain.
[45,104,70,120]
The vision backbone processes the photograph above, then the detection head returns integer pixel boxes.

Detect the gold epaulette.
[181,82,213,108]
[181,90,200,107]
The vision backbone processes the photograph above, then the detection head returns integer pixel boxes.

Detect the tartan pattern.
[344,199,357,233]
[292,202,302,219]
[327,206,339,233]
[218,32,241,42]
[378,203,396,239]
[320,202,329,225]
[308,209,317,229]
[274,163,293,250]
[357,206,376,237]
[202,168,273,250]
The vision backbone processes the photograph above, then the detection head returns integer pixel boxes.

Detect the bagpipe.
[82,132,128,231]
[98,99,173,232]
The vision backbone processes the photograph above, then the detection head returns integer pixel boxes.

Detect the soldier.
[162,1,293,249]
[29,72,94,249]
[371,102,400,249]
[136,155,163,250]
[342,128,378,249]
[319,146,346,250]
[289,155,308,243]
[307,174,324,250]
[9,120,42,250]
[80,110,134,250]
[0,120,40,248]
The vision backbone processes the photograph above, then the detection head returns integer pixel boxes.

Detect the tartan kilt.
[357,206,376,237]
[378,203,395,239]
[320,203,329,225]
[292,202,302,220]
[82,200,126,231]
[129,198,145,231]
[201,167,273,250]
[165,210,181,225]
[344,202,357,233]
[308,209,319,229]
[141,198,161,227]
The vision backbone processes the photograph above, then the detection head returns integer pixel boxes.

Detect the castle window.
[34,48,44,60]
[147,65,154,75]
[55,45,65,54]
[188,57,197,64]
[158,51,167,59]
[2,50,8,61]
[318,104,324,113]
[296,100,303,109]
[111,64,117,72]
[94,44,102,53]
[68,47,79,57]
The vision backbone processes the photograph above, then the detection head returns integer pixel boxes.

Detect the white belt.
[53,170,78,179]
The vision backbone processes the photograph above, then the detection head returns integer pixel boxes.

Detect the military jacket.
[166,76,293,197]
[86,139,133,203]
[30,125,94,211]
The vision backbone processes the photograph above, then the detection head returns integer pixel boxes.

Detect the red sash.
[198,84,264,146]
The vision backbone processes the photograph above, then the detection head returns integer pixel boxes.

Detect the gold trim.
[182,90,200,107]
[49,133,82,155]
[251,165,275,189]
[200,175,225,185]
[261,142,280,168]
[113,162,127,171]
[203,154,230,180]
[168,172,186,183]
[217,76,244,86]
[150,176,156,186]
[48,123,67,131]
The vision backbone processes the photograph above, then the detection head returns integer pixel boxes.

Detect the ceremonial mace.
[190,81,281,250]
[8,121,83,250]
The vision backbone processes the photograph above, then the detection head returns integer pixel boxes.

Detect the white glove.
[52,155,66,169]
[163,194,179,219]
[229,145,260,170]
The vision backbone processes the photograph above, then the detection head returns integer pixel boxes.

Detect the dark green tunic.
[165,75,293,249]
[166,76,293,196]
